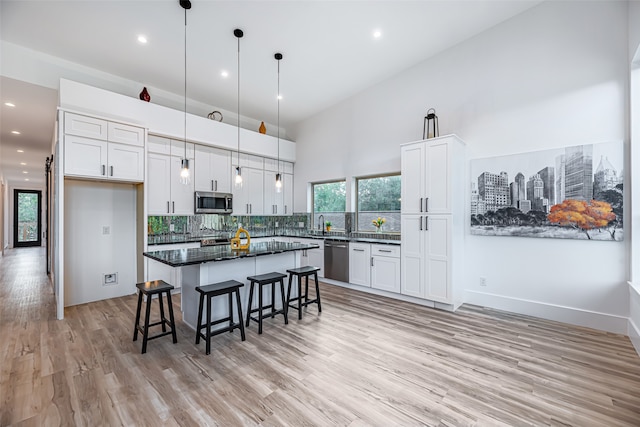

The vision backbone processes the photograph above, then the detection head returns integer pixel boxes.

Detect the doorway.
[13,189,42,247]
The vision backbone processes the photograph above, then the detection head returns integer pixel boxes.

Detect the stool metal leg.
[297,275,303,320]
[158,292,166,333]
[280,279,288,324]
[305,275,309,305]
[206,294,212,355]
[195,293,204,344]
[235,290,246,341]
[246,282,254,327]
[228,292,234,333]
[258,283,264,334]
[166,291,178,343]
[315,272,322,313]
[141,293,153,354]
[271,281,276,316]
[133,291,143,341]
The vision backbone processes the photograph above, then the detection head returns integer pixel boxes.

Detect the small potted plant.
[325,221,332,232]
[372,217,386,233]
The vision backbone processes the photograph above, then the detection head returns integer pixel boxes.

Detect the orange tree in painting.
[547,199,616,240]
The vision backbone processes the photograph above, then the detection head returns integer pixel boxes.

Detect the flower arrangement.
[372,217,386,232]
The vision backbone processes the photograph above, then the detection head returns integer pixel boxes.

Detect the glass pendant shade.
[180,158,190,185]
[275,173,282,193]
[235,166,243,188]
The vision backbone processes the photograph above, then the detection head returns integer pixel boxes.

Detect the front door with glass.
[13,189,42,247]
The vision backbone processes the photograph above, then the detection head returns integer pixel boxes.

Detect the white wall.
[292,1,630,332]
[64,179,137,306]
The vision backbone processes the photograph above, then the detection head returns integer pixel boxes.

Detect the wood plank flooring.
[1,247,640,426]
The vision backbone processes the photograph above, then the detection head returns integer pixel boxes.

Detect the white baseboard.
[465,290,628,334]
[628,282,640,357]
[629,317,640,358]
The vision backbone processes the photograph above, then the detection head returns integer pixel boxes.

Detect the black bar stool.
[195,280,246,355]
[245,272,288,334]
[286,266,322,320]
[133,280,177,354]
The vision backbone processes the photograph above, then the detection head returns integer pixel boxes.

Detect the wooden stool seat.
[133,280,177,354]
[195,280,245,355]
[245,272,288,334]
[286,266,322,320]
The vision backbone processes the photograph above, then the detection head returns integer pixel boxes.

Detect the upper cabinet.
[194,145,231,193]
[64,112,145,182]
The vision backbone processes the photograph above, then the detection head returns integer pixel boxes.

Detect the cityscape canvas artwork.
[470,141,623,241]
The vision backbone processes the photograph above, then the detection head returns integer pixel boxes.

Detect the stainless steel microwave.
[195,192,233,214]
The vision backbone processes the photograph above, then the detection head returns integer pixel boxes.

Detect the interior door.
[13,189,42,247]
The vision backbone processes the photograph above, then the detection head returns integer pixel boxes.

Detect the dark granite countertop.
[144,241,320,267]
[147,232,400,246]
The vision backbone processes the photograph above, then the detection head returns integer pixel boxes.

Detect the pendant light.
[274,53,283,193]
[234,29,244,188]
[179,0,192,185]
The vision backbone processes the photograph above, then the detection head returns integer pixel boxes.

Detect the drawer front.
[64,112,108,140]
[371,244,400,258]
[108,122,144,146]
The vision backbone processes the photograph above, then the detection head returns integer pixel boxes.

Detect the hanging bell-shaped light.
[274,52,283,193]
[179,0,191,185]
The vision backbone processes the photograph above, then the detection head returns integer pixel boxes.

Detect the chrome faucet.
[318,214,325,235]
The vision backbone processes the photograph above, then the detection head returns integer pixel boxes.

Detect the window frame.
[311,179,347,231]
[355,172,401,233]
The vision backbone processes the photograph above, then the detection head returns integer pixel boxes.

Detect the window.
[312,181,346,230]
[356,174,401,233]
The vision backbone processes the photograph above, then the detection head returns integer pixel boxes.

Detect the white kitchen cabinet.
[232,167,264,215]
[400,135,465,308]
[194,145,231,193]
[64,112,108,140]
[371,244,401,293]
[263,169,284,215]
[349,242,371,287]
[290,237,324,278]
[283,173,293,215]
[107,121,145,146]
[147,139,195,215]
[64,124,144,182]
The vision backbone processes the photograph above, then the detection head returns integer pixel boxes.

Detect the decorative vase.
[139,87,150,102]
[259,121,266,134]
[376,226,382,233]
[326,226,331,232]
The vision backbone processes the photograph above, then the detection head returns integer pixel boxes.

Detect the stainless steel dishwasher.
[324,239,349,282]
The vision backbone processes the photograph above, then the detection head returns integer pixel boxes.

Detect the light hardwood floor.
[1,247,640,426]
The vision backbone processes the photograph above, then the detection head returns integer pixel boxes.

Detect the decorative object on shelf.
[372,217,386,233]
[179,0,191,185]
[207,110,223,121]
[274,52,283,192]
[234,28,244,188]
[259,121,266,134]
[139,87,151,102]
[422,108,439,139]
[325,221,332,232]
[230,227,251,250]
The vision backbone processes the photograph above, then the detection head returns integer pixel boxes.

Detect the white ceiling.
[0,0,542,186]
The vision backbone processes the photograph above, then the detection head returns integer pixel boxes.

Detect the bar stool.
[195,280,246,355]
[286,266,322,320]
[245,272,288,334]
[133,280,177,354]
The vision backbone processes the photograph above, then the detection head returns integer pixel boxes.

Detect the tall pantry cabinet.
[400,135,465,311]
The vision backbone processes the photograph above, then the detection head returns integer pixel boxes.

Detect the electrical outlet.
[480,277,487,287]
[169,224,175,232]
[298,222,305,228]
[103,273,118,285]
[275,221,279,228]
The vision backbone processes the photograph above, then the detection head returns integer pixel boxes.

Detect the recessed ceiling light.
[25,178,29,181]
[4,102,15,107]
[20,162,26,166]
[11,130,21,135]
[221,70,229,78]
[17,149,24,153]
[22,171,28,174]
[373,29,382,39]
[277,94,283,100]
[137,35,148,44]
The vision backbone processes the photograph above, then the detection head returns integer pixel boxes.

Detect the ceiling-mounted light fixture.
[274,52,283,193]
[179,0,191,185]
[234,28,244,188]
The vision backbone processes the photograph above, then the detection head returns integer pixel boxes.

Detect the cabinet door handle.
[285,205,287,214]
[353,249,364,252]
[246,204,249,214]
[371,257,374,267]
[275,205,277,214]
[419,216,423,231]
[110,166,113,176]
[425,197,429,212]
[419,197,423,212]
[215,180,218,191]
[167,201,170,213]
[172,201,175,213]
[425,216,429,230]
[102,165,106,176]
[250,204,252,214]
[211,180,214,191]
[379,249,392,253]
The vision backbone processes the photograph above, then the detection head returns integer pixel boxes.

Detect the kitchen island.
[143,241,319,330]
